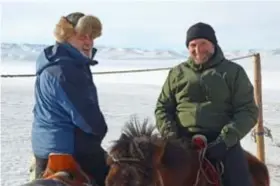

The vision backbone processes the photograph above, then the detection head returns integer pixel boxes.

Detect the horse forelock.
[106,116,162,185]
[122,115,157,139]
[109,115,195,167]
[107,115,197,186]
[109,115,160,159]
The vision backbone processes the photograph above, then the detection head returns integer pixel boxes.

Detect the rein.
[110,155,164,186]
[192,135,224,186]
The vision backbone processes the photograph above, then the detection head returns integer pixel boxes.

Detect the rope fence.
[1,52,266,162]
[1,53,257,78]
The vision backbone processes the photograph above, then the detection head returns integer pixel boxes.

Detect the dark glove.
[160,124,178,140]
[165,131,178,140]
[206,137,228,161]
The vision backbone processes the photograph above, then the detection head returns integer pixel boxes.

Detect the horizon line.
[1,41,279,52]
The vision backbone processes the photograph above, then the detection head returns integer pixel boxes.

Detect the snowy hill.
[1,42,279,62]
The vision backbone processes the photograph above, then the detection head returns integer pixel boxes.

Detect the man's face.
[72,34,94,58]
[188,38,215,64]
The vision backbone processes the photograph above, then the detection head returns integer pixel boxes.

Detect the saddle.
[42,153,93,186]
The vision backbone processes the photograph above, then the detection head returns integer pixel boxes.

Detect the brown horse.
[106,116,270,186]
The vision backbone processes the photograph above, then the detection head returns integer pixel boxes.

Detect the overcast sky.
[1,0,280,50]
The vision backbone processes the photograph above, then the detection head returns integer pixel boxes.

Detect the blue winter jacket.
[32,42,108,159]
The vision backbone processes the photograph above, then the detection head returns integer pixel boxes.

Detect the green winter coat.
[154,45,259,147]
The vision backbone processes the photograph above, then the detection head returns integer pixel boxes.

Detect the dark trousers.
[221,142,253,186]
[34,147,109,186]
[34,156,48,179]
[75,148,109,186]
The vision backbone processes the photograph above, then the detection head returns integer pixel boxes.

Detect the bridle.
[110,154,165,186]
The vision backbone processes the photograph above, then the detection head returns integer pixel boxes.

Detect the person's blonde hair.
[54,14,102,43]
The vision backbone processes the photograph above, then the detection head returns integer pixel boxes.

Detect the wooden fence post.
[253,53,265,163]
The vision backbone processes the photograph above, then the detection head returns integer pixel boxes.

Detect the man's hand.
[206,137,228,161]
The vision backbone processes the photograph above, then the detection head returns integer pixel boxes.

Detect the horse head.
[105,116,163,186]
[105,116,200,186]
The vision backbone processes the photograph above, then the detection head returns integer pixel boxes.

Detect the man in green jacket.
[155,22,258,186]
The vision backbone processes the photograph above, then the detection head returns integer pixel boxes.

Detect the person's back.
[32,12,108,186]
[155,22,258,186]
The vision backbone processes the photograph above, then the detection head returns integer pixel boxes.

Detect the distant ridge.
[1,42,279,61]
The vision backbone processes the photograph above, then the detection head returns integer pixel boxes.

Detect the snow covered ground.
[1,44,280,185]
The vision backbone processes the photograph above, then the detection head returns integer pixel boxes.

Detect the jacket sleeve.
[55,65,107,139]
[220,66,259,147]
[155,69,178,137]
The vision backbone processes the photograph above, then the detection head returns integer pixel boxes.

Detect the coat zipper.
[195,72,202,127]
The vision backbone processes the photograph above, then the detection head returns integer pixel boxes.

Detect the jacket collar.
[59,42,98,66]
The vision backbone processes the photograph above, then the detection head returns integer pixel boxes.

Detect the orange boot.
[43,153,92,186]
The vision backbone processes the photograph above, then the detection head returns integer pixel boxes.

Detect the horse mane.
[108,115,194,169]
[109,115,160,160]
[105,115,162,185]
[106,115,198,186]
[121,115,157,139]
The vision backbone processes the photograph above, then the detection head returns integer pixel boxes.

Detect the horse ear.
[106,154,114,166]
[153,141,166,167]
[120,133,129,140]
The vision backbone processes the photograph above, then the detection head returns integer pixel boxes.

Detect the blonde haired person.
[31,12,108,186]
